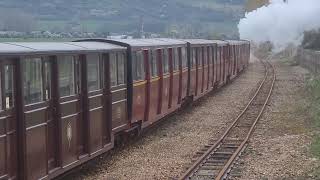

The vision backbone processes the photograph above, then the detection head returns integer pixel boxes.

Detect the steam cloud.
[238,0,320,51]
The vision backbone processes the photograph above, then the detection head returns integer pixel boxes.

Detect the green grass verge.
[303,75,320,177]
[306,76,320,159]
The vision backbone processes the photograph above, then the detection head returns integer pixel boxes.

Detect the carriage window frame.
[217,47,221,65]
[23,57,46,105]
[198,47,203,67]
[162,48,169,74]
[208,46,213,65]
[181,47,187,68]
[132,51,138,81]
[87,53,101,92]
[221,47,224,60]
[43,60,51,101]
[213,46,217,65]
[58,55,78,98]
[173,48,179,71]
[204,46,208,65]
[192,48,196,68]
[150,49,159,77]
[4,64,14,109]
[110,52,126,87]
[132,51,145,82]
[117,52,126,85]
[110,53,118,87]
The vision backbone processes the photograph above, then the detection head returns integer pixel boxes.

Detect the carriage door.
[0,60,17,180]
[22,57,57,179]
[86,54,111,154]
[57,55,84,167]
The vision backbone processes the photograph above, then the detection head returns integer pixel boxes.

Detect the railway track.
[179,58,276,180]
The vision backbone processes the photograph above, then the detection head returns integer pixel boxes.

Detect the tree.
[245,0,269,13]
[302,29,320,50]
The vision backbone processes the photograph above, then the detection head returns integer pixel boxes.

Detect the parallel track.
[179,58,276,180]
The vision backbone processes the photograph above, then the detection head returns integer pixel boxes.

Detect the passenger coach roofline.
[74,38,131,48]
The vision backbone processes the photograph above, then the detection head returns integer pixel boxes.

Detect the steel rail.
[216,60,276,180]
[179,58,275,180]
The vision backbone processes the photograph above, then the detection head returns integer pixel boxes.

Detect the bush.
[302,29,320,51]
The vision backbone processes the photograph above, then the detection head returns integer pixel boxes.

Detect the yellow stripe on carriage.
[133,80,147,87]
[173,71,180,75]
[151,77,160,82]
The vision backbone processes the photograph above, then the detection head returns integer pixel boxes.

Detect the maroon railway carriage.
[227,40,251,79]
[0,42,127,180]
[216,40,230,86]
[211,40,230,87]
[242,40,251,70]
[108,39,188,128]
[226,40,243,79]
[77,39,188,130]
[0,38,250,180]
[182,39,215,100]
[183,39,230,100]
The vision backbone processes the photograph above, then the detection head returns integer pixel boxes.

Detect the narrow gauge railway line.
[179,58,276,180]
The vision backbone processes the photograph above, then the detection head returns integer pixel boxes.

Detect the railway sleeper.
[203,161,226,166]
[220,144,240,149]
[236,124,253,128]
[204,159,227,165]
[223,139,244,144]
[196,169,219,176]
[199,165,222,171]
[214,151,234,156]
[215,147,237,153]
[209,154,232,160]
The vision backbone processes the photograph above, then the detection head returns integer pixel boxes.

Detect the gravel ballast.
[237,59,320,180]
[61,56,265,180]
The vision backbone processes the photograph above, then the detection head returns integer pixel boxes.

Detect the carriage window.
[162,49,169,74]
[87,54,100,91]
[132,52,137,81]
[204,47,208,65]
[132,52,138,81]
[43,61,51,100]
[181,47,187,68]
[151,50,158,77]
[217,48,220,62]
[138,51,145,80]
[117,53,125,85]
[4,65,14,108]
[110,53,117,87]
[132,51,145,81]
[208,47,213,65]
[192,48,196,67]
[198,48,203,66]
[23,58,43,104]
[173,48,179,70]
[58,56,76,97]
[213,47,216,64]
[221,48,224,61]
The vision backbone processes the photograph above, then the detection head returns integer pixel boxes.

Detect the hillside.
[0,0,246,38]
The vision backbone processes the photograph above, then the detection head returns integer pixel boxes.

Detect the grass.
[305,76,320,162]
[311,136,320,158]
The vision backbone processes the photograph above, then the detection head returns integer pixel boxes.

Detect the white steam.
[238,0,320,51]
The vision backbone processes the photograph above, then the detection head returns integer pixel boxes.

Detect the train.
[0,38,250,180]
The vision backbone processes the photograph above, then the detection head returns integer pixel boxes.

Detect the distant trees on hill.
[245,0,269,12]
[302,29,320,50]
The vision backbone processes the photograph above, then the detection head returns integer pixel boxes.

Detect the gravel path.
[61,56,264,180]
[237,59,320,180]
